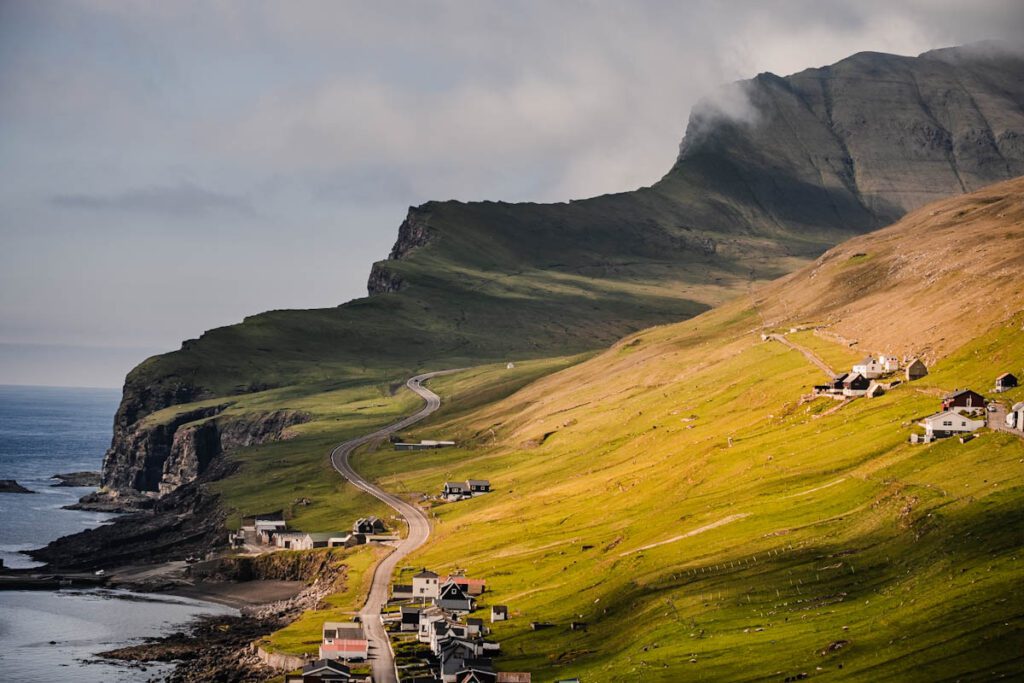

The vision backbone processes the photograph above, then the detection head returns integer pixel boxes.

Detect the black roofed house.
[437,580,476,613]
[465,617,486,636]
[284,658,352,682]
[491,605,508,622]
[400,605,422,631]
[842,373,870,397]
[995,373,1018,392]
[466,479,491,495]
[942,389,986,412]
[457,666,499,683]
[392,583,413,600]
[443,481,470,501]
[353,516,387,535]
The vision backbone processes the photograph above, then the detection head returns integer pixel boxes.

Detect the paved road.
[330,370,460,683]
[766,333,836,379]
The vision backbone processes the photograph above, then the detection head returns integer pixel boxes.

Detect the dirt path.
[766,333,836,378]
[330,370,461,683]
[620,514,750,556]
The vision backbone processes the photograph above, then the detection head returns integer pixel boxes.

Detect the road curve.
[330,370,460,683]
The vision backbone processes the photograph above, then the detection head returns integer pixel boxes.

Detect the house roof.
[466,618,484,626]
[996,372,1017,381]
[496,674,532,683]
[857,356,876,364]
[303,659,351,675]
[307,532,347,542]
[445,576,486,587]
[320,640,368,655]
[445,481,467,489]
[922,410,983,424]
[414,569,439,579]
[322,622,364,640]
[491,605,508,613]
[401,605,422,615]
[466,479,490,487]
[945,388,983,399]
[1012,402,1024,411]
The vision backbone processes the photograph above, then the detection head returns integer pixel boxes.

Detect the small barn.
[905,359,928,381]
[995,373,1018,392]
[491,605,508,622]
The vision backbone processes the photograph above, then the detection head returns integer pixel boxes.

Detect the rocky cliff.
[100,407,309,498]
[100,41,1024,501]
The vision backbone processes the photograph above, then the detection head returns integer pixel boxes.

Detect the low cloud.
[49,182,254,218]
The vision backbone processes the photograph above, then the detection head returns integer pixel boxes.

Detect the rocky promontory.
[0,479,35,494]
[51,471,101,487]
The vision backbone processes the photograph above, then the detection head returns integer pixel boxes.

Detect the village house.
[467,479,491,495]
[995,372,1019,392]
[444,576,487,596]
[879,355,901,373]
[920,411,985,439]
[443,481,470,501]
[842,373,871,397]
[352,516,386,535]
[1006,402,1024,432]
[905,359,928,381]
[413,569,441,600]
[400,605,422,631]
[394,439,457,451]
[274,531,308,550]
[284,659,352,682]
[852,356,885,379]
[491,605,508,622]
[443,479,492,501]
[417,605,447,643]
[319,621,369,661]
[437,580,477,613]
[942,389,987,413]
[443,656,494,683]
[465,617,486,636]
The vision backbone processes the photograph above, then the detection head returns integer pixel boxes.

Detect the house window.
[942,421,952,426]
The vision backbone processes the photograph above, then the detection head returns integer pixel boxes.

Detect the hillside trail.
[330,369,462,683]
[766,333,836,378]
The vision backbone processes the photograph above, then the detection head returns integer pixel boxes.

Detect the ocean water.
[0,384,121,568]
[0,385,234,681]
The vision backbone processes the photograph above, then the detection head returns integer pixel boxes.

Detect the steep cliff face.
[101,42,1024,490]
[102,408,310,496]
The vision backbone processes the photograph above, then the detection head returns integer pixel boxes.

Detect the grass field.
[346,299,1024,681]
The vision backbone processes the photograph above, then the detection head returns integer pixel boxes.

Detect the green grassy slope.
[359,302,1023,681]
[337,181,1024,680]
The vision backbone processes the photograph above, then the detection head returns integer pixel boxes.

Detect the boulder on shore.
[0,479,36,494]
[51,471,101,487]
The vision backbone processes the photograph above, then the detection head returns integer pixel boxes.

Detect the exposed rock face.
[101,407,309,497]
[366,206,432,295]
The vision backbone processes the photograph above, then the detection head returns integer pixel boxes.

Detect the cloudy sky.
[1,1,1021,387]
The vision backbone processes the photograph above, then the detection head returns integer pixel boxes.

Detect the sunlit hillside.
[351,177,1024,681]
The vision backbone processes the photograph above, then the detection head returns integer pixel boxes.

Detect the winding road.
[330,370,459,683]
[766,333,836,378]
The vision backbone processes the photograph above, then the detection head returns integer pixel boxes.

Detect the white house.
[852,356,885,379]
[1007,402,1024,431]
[879,355,901,373]
[319,621,368,661]
[921,411,985,439]
[413,569,440,600]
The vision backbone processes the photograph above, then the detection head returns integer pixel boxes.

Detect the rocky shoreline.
[97,550,353,682]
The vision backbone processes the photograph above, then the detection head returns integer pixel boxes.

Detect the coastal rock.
[50,471,101,487]
[0,479,35,494]
[100,407,309,497]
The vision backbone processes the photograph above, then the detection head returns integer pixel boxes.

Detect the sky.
[2,1,1022,388]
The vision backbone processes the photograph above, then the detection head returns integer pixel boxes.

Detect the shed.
[905,359,928,381]
[491,605,508,622]
[995,373,1018,391]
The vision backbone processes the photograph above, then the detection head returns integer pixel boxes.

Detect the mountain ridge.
[101,42,1024,498]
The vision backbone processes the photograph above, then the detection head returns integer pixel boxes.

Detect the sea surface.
[0,385,234,681]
